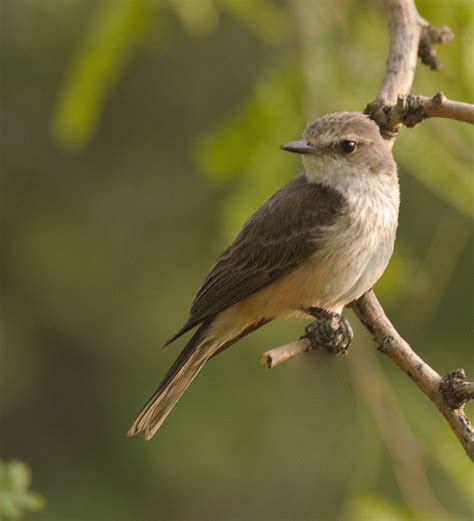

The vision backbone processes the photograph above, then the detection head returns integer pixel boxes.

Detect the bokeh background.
[1,0,473,520]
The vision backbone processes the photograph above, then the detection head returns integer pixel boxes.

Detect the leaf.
[0,495,22,520]
[0,461,46,520]
[6,462,30,492]
[51,0,155,150]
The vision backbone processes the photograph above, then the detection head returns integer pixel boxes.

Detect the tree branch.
[439,370,474,409]
[365,0,456,138]
[260,338,311,369]
[261,0,474,461]
[366,92,474,131]
[350,292,474,461]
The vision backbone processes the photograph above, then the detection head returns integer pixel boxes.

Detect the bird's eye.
[339,140,357,154]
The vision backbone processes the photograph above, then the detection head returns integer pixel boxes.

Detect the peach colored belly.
[207,259,337,343]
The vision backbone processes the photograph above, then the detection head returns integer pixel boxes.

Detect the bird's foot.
[302,307,353,356]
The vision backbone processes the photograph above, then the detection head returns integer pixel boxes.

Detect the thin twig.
[260,338,311,369]
[261,338,309,369]
[373,92,474,130]
[365,0,455,138]
[453,382,474,403]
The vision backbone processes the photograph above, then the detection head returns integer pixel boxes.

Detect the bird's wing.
[165,174,347,345]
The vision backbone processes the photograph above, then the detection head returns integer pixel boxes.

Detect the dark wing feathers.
[165,175,346,346]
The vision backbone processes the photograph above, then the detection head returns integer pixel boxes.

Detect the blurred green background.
[1,0,473,520]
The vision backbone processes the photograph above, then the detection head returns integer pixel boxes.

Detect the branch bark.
[367,92,474,132]
[261,0,474,461]
[350,292,474,461]
[365,2,474,133]
[260,338,311,369]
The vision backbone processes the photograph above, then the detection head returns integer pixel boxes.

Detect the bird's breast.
[312,176,399,307]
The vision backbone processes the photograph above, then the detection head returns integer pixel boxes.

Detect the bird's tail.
[128,323,214,440]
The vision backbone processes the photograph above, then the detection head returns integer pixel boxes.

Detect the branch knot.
[440,369,474,409]
[378,334,396,354]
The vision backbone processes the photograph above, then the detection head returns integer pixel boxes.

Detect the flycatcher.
[128,111,399,440]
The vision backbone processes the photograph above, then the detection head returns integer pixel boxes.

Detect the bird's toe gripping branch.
[302,307,353,356]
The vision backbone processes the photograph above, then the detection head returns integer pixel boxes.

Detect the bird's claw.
[302,308,353,356]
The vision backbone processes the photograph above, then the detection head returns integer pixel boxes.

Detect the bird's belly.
[312,222,395,309]
[208,264,328,341]
[210,219,396,342]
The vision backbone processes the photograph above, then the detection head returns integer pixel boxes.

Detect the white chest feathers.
[312,172,400,310]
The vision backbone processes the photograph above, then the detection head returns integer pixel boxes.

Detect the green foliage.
[0,461,45,520]
[52,0,155,150]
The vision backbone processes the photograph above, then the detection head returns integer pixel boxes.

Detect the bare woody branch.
[350,292,474,461]
[366,3,472,132]
[260,338,311,369]
[367,92,474,131]
[261,0,474,460]
[376,0,425,108]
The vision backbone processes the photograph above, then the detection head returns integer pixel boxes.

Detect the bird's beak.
[280,140,316,155]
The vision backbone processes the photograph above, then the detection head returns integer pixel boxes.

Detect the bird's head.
[281,112,396,192]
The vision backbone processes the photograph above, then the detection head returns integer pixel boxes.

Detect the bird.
[128,111,400,440]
